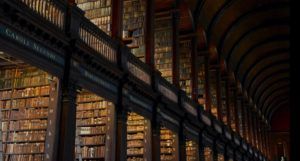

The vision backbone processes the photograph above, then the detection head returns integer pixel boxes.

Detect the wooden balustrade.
[78,17,118,63]
[19,0,66,30]
[127,53,151,85]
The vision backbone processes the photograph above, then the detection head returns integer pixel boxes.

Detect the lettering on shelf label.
[0,25,64,65]
[72,60,118,93]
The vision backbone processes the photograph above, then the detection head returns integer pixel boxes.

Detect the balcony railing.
[78,17,117,63]
[19,0,66,30]
[127,52,151,85]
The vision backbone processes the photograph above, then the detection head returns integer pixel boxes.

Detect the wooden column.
[241,100,249,141]
[204,55,211,112]
[171,10,180,87]
[225,79,231,127]
[57,82,77,161]
[145,0,155,67]
[111,0,123,40]
[191,37,198,101]
[237,96,244,136]
[216,67,223,121]
[179,122,187,161]
[115,104,128,161]
[253,113,258,149]
[212,140,218,161]
[151,107,161,161]
[258,121,263,152]
[199,134,205,161]
[233,88,240,133]
[247,106,253,146]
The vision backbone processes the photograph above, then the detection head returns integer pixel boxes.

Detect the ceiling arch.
[186,0,290,121]
[257,82,289,107]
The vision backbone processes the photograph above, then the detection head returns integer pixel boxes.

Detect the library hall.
[0,0,294,161]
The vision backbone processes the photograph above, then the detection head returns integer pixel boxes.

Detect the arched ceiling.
[199,0,289,122]
[155,0,290,122]
[181,0,289,122]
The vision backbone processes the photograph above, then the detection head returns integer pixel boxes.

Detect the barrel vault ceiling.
[156,0,290,123]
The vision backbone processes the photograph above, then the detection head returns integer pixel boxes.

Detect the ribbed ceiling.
[178,0,290,121]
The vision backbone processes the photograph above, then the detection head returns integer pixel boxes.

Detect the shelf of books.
[126,112,151,161]
[0,107,2,161]
[236,99,243,136]
[179,40,192,98]
[0,64,57,161]
[122,0,146,62]
[204,147,213,161]
[75,89,115,161]
[209,70,218,118]
[220,81,227,125]
[160,127,178,161]
[217,154,224,161]
[228,89,236,132]
[76,0,112,35]
[197,56,206,110]
[185,140,199,161]
[154,14,173,84]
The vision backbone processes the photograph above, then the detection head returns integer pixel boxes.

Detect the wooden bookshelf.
[75,89,115,161]
[197,56,206,108]
[122,0,146,62]
[154,14,173,84]
[126,112,151,161]
[204,147,213,161]
[160,127,178,161]
[220,81,228,125]
[185,140,199,161]
[209,70,218,118]
[228,89,236,132]
[76,0,112,35]
[217,154,225,161]
[179,40,192,98]
[0,66,57,161]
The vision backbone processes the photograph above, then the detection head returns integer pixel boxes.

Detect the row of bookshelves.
[209,70,218,118]
[0,86,50,100]
[160,127,177,161]
[76,0,112,35]
[126,112,147,160]
[154,16,173,84]
[0,66,53,161]
[75,90,113,161]
[123,0,146,62]
[185,140,199,161]
[179,40,192,98]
